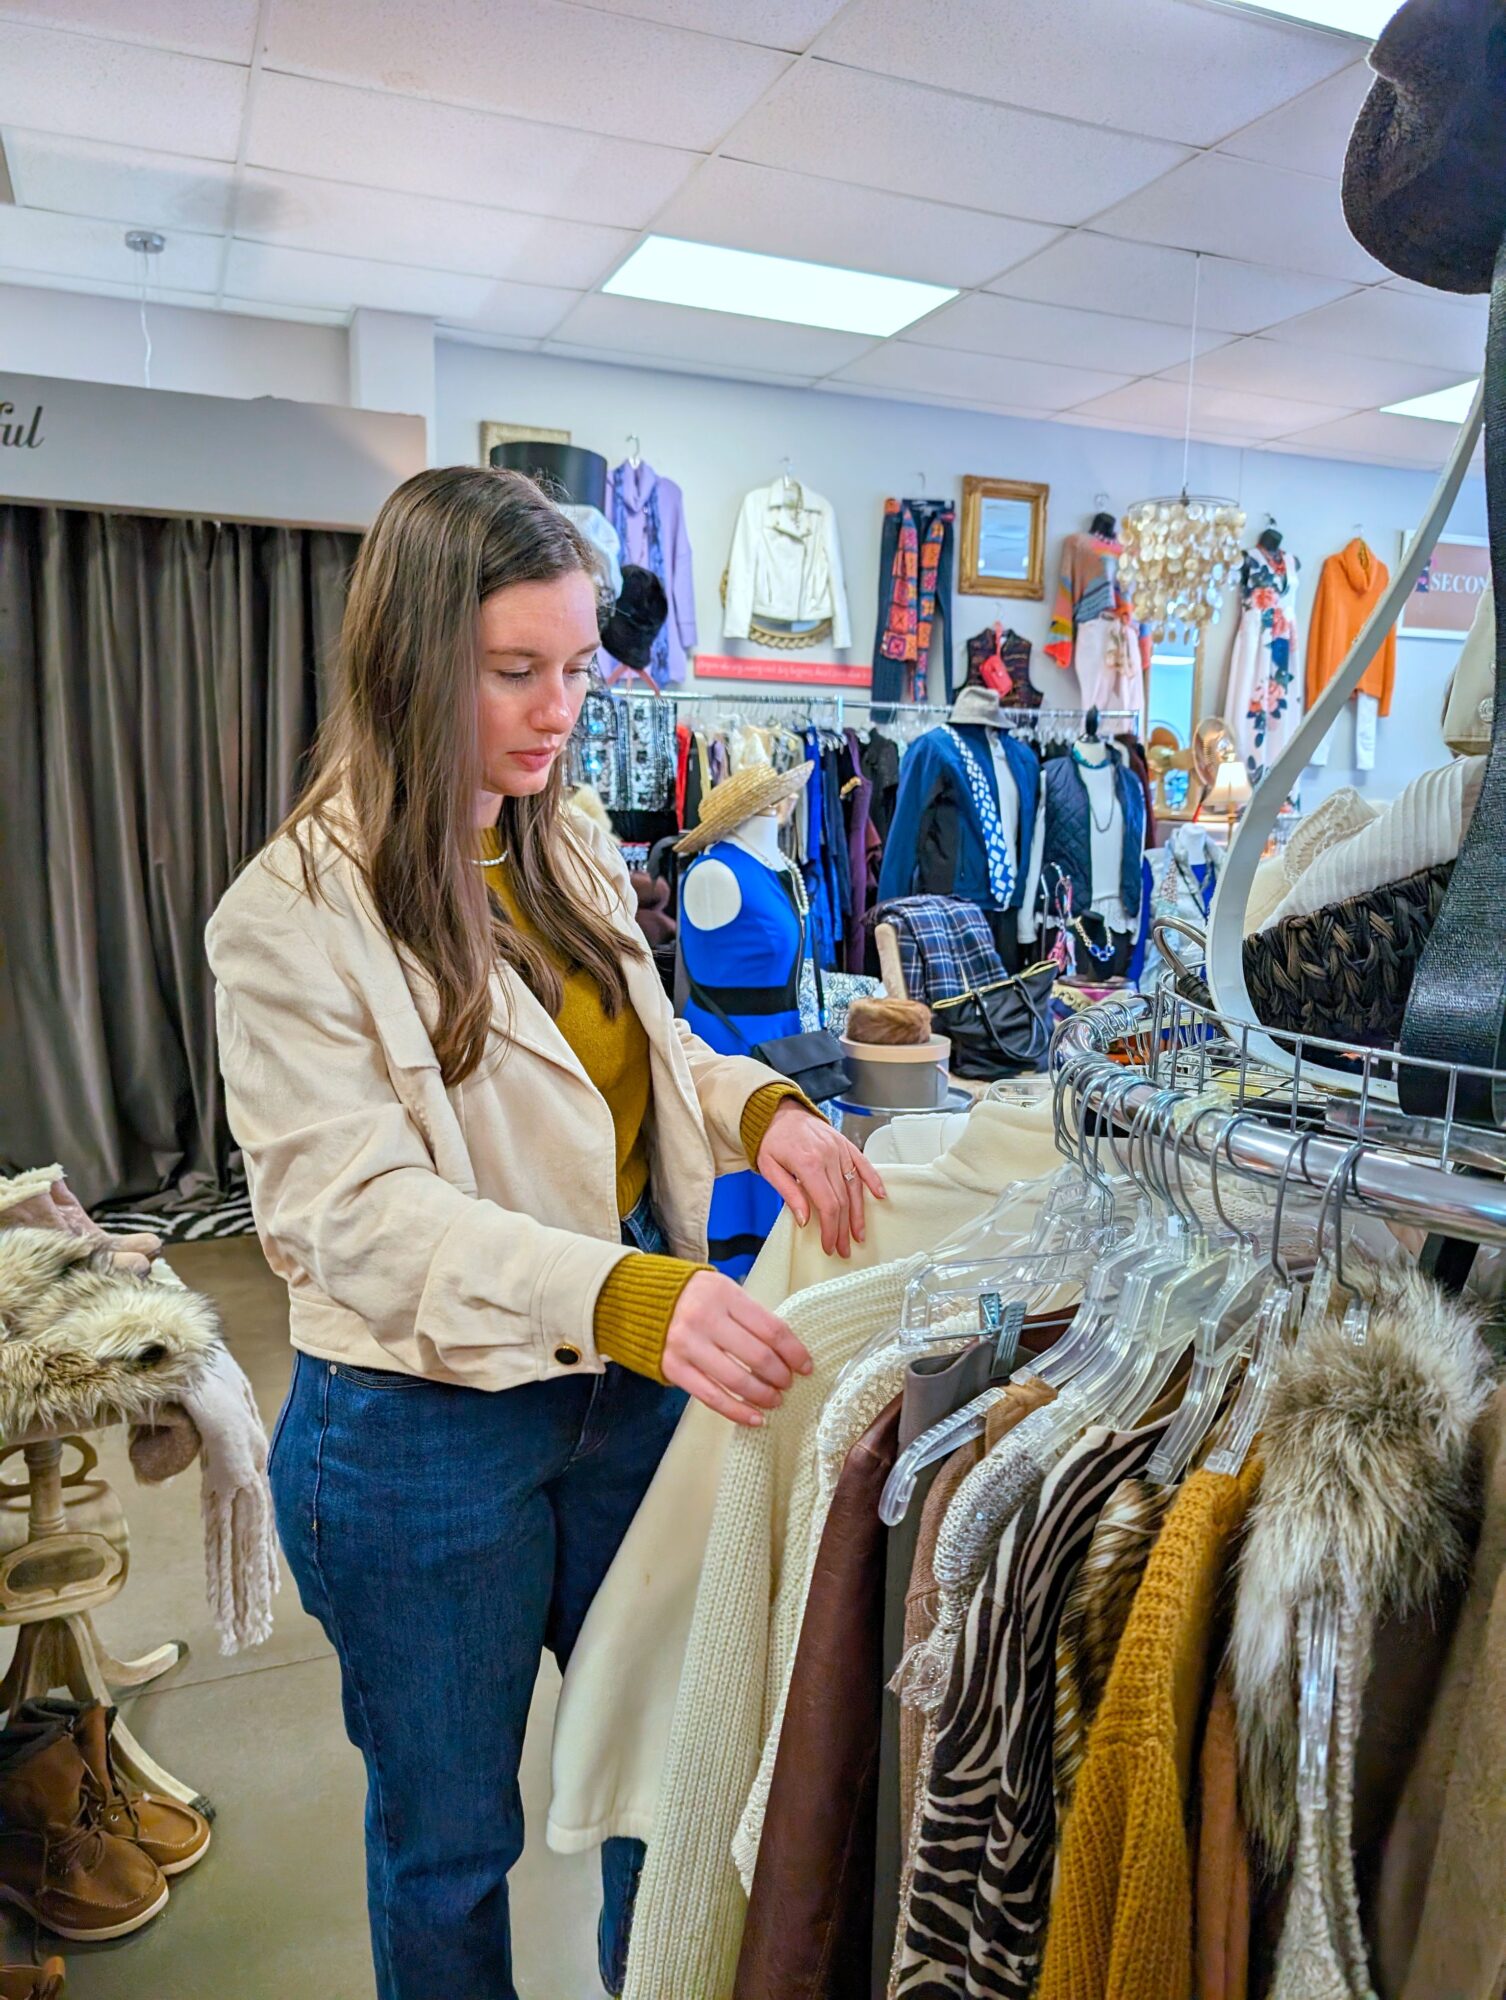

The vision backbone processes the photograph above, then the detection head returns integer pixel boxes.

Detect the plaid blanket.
[872,895,1005,1004]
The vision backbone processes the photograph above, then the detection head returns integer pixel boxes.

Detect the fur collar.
[0,1229,219,1438]
[1231,1259,1493,1867]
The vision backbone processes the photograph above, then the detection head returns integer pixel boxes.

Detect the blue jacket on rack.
[1035,752,1145,926]
[876,724,1039,911]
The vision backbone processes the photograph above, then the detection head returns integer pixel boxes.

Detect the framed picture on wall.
[478,421,570,466]
[960,476,1049,599]
[1399,533,1490,638]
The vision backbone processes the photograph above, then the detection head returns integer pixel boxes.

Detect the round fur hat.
[675,759,812,856]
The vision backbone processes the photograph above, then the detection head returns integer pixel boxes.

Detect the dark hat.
[599,564,669,670]
[1342,0,1506,294]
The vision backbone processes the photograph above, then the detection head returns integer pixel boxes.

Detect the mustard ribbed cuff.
[740,1082,820,1172]
[594,1254,707,1384]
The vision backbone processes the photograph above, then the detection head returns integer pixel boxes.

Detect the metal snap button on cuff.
[553,1343,582,1366]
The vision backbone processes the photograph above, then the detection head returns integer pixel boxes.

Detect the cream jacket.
[206,809,775,1391]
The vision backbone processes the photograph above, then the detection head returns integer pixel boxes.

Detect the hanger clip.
[981,1293,1026,1375]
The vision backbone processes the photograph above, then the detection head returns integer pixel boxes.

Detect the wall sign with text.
[0,396,45,449]
[694,654,874,688]
[1402,535,1490,638]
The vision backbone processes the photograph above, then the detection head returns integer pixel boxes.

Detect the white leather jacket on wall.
[722,479,852,649]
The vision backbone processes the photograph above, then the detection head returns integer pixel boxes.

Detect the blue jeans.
[268,1196,686,2000]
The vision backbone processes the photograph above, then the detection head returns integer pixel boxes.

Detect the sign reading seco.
[1403,536,1490,637]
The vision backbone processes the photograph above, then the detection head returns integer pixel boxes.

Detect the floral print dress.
[1226,544,1301,786]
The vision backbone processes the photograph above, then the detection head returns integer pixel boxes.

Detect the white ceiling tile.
[654,157,1059,288]
[549,292,874,374]
[1218,63,1373,179]
[224,239,579,332]
[815,0,1356,146]
[1159,336,1469,410]
[1271,410,1457,467]
[566,0,846,48]
[0,0,258,62]
[4,131,236,232]
[0,21,246,157]
[543,340,819,389]
[1261,286,1489,372]
[233,171,634,290]
[1092,152,1389,285]
[906,294,1230,374]
[0,205,221,289]
[828,341,1133,411]
[247,72,698,230]
[265,0,789,152]
[0,268,217,309]
[1067,378,1355,438]
[726,63,1191,225]
[988,230,1358,334]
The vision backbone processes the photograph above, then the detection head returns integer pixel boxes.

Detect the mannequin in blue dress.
[679,769,811,1279]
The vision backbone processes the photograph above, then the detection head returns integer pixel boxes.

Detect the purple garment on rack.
[604,461,697,686]
[844,727,876,973]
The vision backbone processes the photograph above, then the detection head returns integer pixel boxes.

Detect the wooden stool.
[0,1422,205,1812]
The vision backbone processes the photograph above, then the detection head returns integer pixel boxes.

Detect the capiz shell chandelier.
[1117,252,1245,637]
[1119,493,1245,634]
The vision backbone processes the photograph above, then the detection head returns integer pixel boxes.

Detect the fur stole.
[0,1229,220,1438]
[1231,1260,1493,1869]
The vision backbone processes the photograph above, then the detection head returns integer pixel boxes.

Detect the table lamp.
[1206,754,1252,835]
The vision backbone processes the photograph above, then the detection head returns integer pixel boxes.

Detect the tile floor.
[0,1238,603,2000]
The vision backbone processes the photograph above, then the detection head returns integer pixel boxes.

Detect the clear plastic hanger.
[877,1295,1029,1525]
[1146,1110,1271,1484]
[1016,1080,1184,1392]
[1205,1130,1316,1478]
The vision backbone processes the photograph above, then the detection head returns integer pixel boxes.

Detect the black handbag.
[930,959,1057,1080]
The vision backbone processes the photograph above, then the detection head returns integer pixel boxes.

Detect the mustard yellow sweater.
[1035,1453,1263,2000]
[482,835,804,1381]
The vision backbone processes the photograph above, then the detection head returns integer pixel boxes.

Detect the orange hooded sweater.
[1305,537,1397,714]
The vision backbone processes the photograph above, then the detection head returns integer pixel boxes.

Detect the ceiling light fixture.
[1215,0,1398,38]
[1118,253,1245,638]
[601,235,956,338]
[1383,379,1481,423]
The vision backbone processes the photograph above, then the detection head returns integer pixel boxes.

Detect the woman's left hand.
[757,1101,887,1259]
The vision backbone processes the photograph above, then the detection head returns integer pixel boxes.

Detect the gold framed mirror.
[959,476,1049,599]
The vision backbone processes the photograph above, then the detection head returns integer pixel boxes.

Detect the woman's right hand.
[662,1270,812,1427]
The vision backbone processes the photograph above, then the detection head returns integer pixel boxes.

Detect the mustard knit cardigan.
[1035,1455,1262,2000]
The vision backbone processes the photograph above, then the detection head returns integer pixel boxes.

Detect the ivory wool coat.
[206,807,775,1391]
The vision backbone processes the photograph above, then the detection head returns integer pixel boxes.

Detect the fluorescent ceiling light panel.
[1217,0,1397,35]
[1383,379,1480,423]
[602,235,956,336]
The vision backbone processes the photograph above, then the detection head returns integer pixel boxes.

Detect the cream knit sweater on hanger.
[621,1257,914,2000]
[547,1095,1065,1858]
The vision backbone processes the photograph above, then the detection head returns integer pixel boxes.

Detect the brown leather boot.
[0,1959,65,1998]
[0,1718,167,1941]
[21,1703,210,1879]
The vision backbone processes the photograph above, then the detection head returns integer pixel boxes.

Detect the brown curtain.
[0,502,360,1207]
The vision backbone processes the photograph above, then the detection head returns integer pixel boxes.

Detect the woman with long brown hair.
[206,466,882,2000]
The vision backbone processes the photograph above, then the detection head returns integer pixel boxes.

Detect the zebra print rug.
[93,1173,255,1243]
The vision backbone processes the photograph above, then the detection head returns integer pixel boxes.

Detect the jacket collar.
[615,460,657,515]
[1339,536,1378,595]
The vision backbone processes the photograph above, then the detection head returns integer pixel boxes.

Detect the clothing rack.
[1056,988,1506,1250]
[598,686,1137,735]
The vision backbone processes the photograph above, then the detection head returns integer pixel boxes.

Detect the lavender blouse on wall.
[604,460,698,686]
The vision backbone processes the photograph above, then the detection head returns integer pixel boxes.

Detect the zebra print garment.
[894,1415,1173,1999]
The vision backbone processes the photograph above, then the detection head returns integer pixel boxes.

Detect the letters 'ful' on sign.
[0,400,45,449]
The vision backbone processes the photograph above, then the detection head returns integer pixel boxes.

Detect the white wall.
[437,340,1487,806]
[0,282,349,406]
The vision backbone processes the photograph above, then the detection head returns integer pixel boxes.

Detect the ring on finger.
[843,1168,857,1182]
